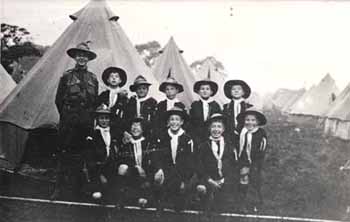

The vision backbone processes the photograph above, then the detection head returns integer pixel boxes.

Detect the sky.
[2,0,350,94]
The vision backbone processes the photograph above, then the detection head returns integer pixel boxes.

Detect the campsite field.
[1,109,350,222]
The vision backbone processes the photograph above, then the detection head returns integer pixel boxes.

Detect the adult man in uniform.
[51,42,99,200]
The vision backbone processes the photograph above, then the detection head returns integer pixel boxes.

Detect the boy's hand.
[154,169,164,185]
[208,178,221,190]
[136,165,146,178]
[123,131,132,144]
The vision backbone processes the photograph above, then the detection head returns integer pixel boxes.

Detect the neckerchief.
[209,136,225,178]
[136,96,149,117]
[232,98,245,127]
[130,137,145,167]
[109,87,120,108]
[96,126,111,157]
[239,127,259,163]
[200,97,213,121]
[168,128,185,164]
[166,98,180,111]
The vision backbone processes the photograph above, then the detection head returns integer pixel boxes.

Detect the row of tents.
[0,0,236,170]
[271,73,350,141]
[1,0,349,171]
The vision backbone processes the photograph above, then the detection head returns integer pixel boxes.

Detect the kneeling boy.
[153,106,195,215]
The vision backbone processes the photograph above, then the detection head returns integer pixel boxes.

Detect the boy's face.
[168,114,184,132]
[231,85,244,99]
[210,121,225,139]
[97,114,110,128]
[130,122,143,138]
[136,85,149,98]
[244,115,258,130]
[165,85,179,100]
[74,53,89,67]
[108,72,122,87]
[199,84,213,99]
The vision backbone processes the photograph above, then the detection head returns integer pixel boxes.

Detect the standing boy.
[125,75,157,137]
[223,80,253,140]
[96,66,128,130]
[236,110,268,212]
[154,76,186,133]
[190,78,221,145]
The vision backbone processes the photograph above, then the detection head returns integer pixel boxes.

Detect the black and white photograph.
[0,0,350,221]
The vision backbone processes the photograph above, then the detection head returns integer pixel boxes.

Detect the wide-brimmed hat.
[130,75,152,92]
[159,76,184,93]
[165,106,188,121]
[193,79,218,96]
[206,113,226,125]
[237,110,267,126]
[94,104,111,116]
[224,80,251,99]
[67,42,97,61]
[102,66,127,87]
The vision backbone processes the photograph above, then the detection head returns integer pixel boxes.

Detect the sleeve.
[55,76,66,115]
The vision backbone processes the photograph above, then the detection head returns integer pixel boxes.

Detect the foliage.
[135,41,161,67]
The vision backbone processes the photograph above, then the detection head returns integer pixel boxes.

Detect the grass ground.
[1,109,350,221]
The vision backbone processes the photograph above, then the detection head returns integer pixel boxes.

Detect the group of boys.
[51,42,268,216]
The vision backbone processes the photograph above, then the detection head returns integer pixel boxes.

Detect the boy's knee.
[118,164,129,176]
[196,185,207,195]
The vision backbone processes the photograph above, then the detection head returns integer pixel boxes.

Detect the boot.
[237,184,248,213]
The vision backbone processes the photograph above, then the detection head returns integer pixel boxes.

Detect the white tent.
[289,74,339,117]
[0,0,160,169]
[324,83,350,140]
[281,88,306,113]
[152,37,196,107]
[0,65,16,104]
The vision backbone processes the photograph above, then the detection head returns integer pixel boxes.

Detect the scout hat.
[193,79,218,96]
[165,106,188,121]
[237,110,267,126]
[129,75,152,92]
[102,66,127,87]
[94,104,111,116]
[159,69,184,93]
[206,113,226,126]
[67,41,97,61]
[224,80,251,99]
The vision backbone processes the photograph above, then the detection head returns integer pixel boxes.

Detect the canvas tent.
[0,0,160,169]
[152,37,196,107]
[281,88,306,113]
[194,57,228,106]
[324,83,350,140]
[271,88,300,109]
[288,74,339,125]
[0,65,16,104]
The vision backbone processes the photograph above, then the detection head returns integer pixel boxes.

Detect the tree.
[1,23,46,82]
[190,56,225,71]
[135,41,161,67]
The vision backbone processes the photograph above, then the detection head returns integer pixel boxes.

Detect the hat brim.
[224,80,251,99]
[93,110,112,116]
[130,83,152,92]
[159,82,184,93]
[193,80,218,96]
[67,48,97,61]
[164,110,188,121]
[237,110,267,126]
[205,114,226,126]
[102,67,127,87]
